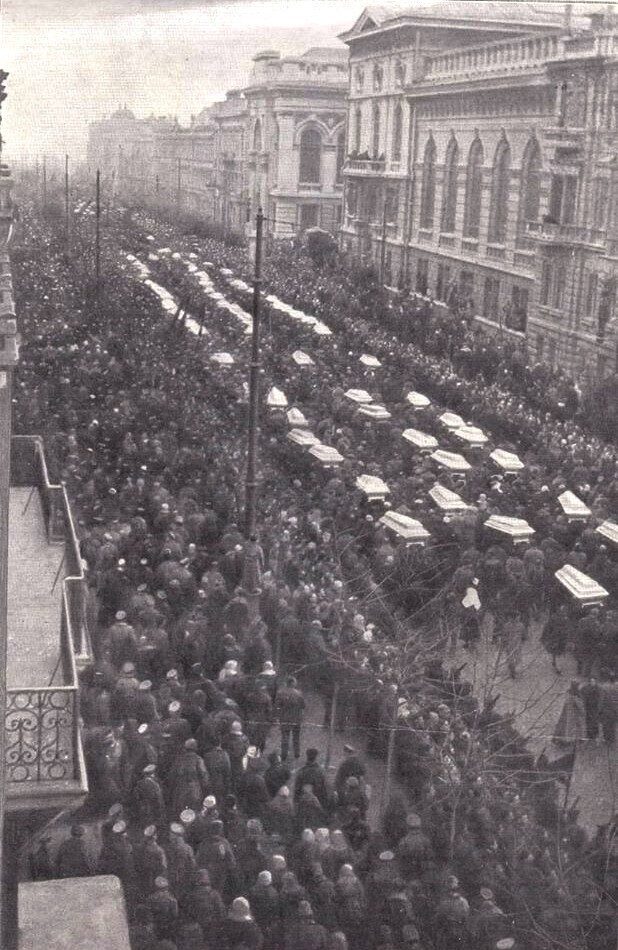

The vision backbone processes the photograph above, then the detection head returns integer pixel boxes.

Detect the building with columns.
[208,90,250,235]
[340,2,618,380]
[243,47,348,235]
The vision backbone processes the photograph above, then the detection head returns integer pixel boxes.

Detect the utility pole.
[241,207,264,622]
[176,157,182,220]
[380,685,398,812]
[95,169,101,294]
[64,153,70,256]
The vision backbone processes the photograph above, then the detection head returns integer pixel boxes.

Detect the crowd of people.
[10,188,618,950]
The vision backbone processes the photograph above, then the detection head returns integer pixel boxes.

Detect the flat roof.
[8,487,65,688]
[19,877,130,950]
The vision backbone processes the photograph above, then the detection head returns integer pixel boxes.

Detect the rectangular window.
[549,174,578,224]
[460,270,474,300]
[540,260,552,306]
[547,337,557,367]
[416,258,429,295]
[586,272,598,319]
[436,263,450,301]
[483,277,500,320]
[536,334,545,361]
[553,263,566,309]
[510,285,529,331]
[592,178,609,230]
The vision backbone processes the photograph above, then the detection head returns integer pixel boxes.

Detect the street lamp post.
[241,207,264,622]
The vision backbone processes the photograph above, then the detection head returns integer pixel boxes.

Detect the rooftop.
[19,877,130,950]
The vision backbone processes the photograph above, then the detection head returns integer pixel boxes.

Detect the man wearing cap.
[264,750,290,798]
[147,876,179,942]
[237,749,270,822]
[134,824,168,896]
[396,813,435,881]
[434,877,470,950]
[471,887,509,948]
[105,611,139,670]
[224,896,264,950]
[130,762,166,829]
[168,738,210,818]
[249,870,280,946]
[222,719,250,791]
[97,820,136,897]
[165,821,198,895]
[275,676,306,762]
[55,824,93,879]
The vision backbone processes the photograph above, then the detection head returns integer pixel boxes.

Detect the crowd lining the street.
[10,192,618,950]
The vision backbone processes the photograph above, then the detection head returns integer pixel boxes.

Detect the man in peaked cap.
[164,821,197,895]
[168,738,210,819]
[130,761,166,829]
[182,867,226,949]
[147,876,179,942]
[134,824,168,896]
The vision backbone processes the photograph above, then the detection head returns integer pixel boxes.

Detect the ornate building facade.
[243,47,348,235]
[340,2,618,379]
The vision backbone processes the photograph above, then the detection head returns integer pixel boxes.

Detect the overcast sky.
[0,0,381,162]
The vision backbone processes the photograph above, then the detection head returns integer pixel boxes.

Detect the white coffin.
[490,449,525,472]
[402,429,438,450]
[439,411,465,429]
[454,425,488,446]
[266,387,288,408]
[359,354,382,368]
[211,352,235,365]
[555,565,608,605]
[309,444,344,465]
[287,428,320,447]
[379,511,430,543]
[345,389,373,404]
[431,450,471,472]
[429,485,469,512]
[406,391,431,408]
[292,351,315,366]
[358,404,392,421]
[558,490,591,521]
[485,515,535,542]
[355,474,390,500]
[596,520,618,547]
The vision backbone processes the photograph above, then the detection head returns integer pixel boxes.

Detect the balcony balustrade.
[527,220,606,250]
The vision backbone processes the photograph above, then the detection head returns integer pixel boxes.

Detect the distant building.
[340,2,618,379]
[87,46,348,237]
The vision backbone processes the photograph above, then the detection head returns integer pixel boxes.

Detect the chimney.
[563,3,572,31]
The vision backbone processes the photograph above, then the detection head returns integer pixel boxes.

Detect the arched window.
[519,137,541,231]
[353,107,361,154]
[372,103,381,159]
[419,137,436,229]
[373,64,383,91]
[299,128,322,184]
[488,137,511,243]
[336,131,345,183]
[252,119,262,152]
[463,138,483,238]
[440,137,459,233]
[392,103,403,163]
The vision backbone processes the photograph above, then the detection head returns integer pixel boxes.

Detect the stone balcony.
[526,220,606,251]
[345,158,386,175]
[6,436,90,814]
